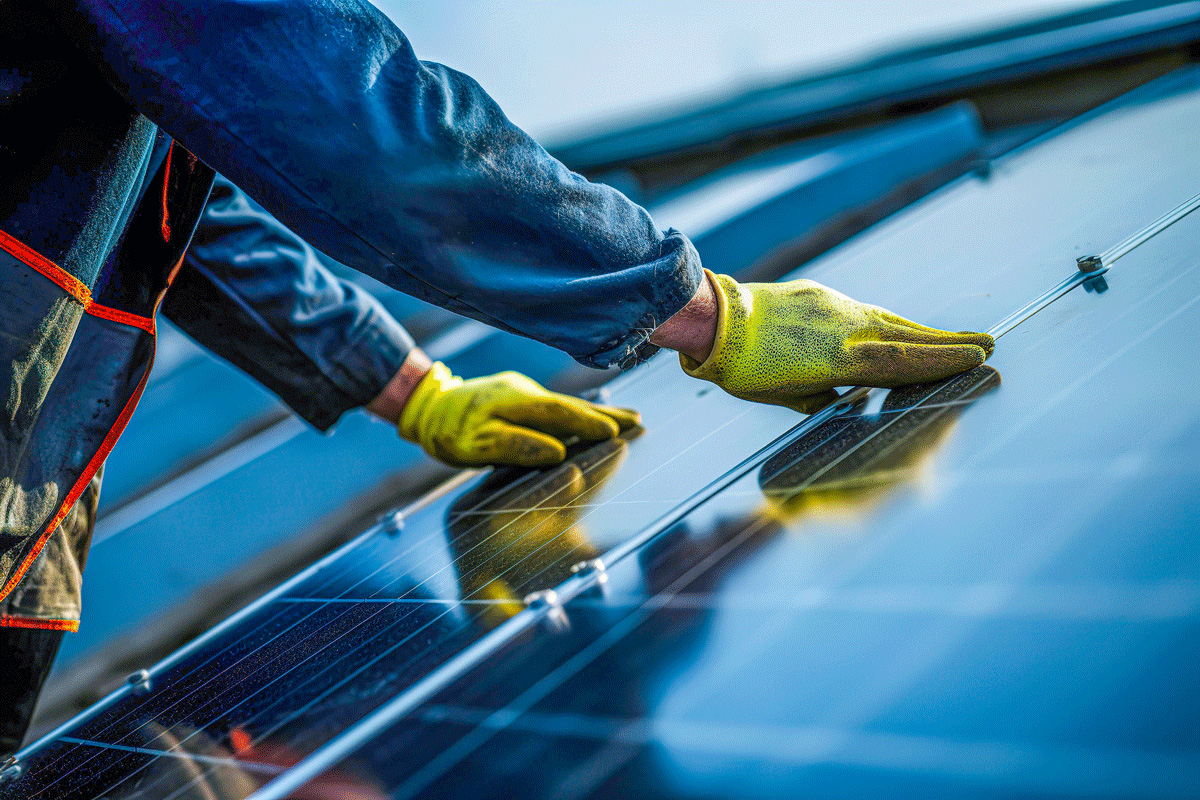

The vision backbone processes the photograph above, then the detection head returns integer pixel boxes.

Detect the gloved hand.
[680,269,994,410]
[398,362,639,467]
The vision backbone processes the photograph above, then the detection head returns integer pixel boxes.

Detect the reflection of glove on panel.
[447,436,633,629]
[398,362,639,467]
[680,269,994,410]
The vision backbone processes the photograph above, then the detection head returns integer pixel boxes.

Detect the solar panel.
[7,64,1200,800]
[61,104,985,674]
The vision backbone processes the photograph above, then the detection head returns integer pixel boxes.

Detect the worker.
[0,0,993,756]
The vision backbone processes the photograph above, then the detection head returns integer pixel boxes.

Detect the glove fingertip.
[951,344,989,372]
[519,438,568,467]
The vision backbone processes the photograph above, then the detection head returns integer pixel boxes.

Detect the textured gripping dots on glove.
[680,270,994,411]
[398,362,640,467]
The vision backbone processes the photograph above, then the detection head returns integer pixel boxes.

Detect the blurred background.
[381,0,1101,142]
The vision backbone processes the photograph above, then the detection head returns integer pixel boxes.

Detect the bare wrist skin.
[366,347,434,423]
[649,270,718,363]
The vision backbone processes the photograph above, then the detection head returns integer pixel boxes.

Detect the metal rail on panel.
[244,185,1200,800]
[989,191,1200,339]
[13,470,481,764]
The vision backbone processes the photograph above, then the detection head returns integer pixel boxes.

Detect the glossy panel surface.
[17,64,1200,800]
[69,100,989,672]
[286,69,1200,800]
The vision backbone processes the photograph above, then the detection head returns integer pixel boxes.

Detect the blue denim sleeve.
[56,0,703,369]
[162,175,415,431]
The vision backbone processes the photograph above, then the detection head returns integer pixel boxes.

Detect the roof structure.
[9,52,1200,799]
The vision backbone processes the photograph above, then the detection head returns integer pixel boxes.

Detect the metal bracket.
[377,510,405,537]
[126,669,152,696]
[0,756,21,785]
[570,558,608,585]
[523,589,571,634]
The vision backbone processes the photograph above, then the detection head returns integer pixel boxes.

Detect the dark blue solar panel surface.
[8,65,1200,800]
[60,104,984,671]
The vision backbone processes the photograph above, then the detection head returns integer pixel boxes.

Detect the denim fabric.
[52,0,704,367]
[0,0,703,626]
[164,176,415,430]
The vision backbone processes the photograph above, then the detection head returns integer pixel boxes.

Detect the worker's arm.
[53,0,700,370]
[650,269,993,411]
[168,176,638,464]
[162,175,418,431]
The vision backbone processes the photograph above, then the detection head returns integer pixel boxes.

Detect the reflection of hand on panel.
[756,366,1001,522]
[446,434,638,629]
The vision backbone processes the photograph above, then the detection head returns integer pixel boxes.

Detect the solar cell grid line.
[56,736,285,777]
[12,469,479,765]
[262,208,1200,800]
[110,400,775,800]
[566,579,1200,621]
[28,452,621,799]
[23,379,792,796]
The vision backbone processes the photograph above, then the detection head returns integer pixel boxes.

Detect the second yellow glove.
[681,270,994,410]
[398,362,639,467]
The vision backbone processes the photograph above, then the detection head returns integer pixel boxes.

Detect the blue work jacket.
[0,0,702,629]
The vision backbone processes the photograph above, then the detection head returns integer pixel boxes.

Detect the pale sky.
[374,0,1103,144]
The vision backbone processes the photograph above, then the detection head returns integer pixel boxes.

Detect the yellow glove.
[681,270,994,410]
[398,362,639,467]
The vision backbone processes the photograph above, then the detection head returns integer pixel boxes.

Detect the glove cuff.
[397,361,462,446]
[678,269,739,382]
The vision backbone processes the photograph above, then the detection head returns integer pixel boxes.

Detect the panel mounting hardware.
[1076,254,1103,273]
[570,558,608,585]
[523,589,570,634]
[0,756,21,785]
[377,510,405,537]
[126,668,152,696]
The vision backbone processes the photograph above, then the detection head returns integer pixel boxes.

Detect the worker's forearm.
[66,0,698,370]
[366,348,434,424]
[650,271,718,363]
[373,275,716,426]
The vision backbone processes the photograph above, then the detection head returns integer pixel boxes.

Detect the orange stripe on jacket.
[0,229,156,331]
[0,232,161,605]
[0,616,80,632]
[0,230,92,305]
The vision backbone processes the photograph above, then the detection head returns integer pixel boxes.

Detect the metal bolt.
[377,510,404,536]
[522,589,559,609]
[570,558,608,585]
[126,669,152,696]
[1076,254,1103,273]
[523,589,570,634]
